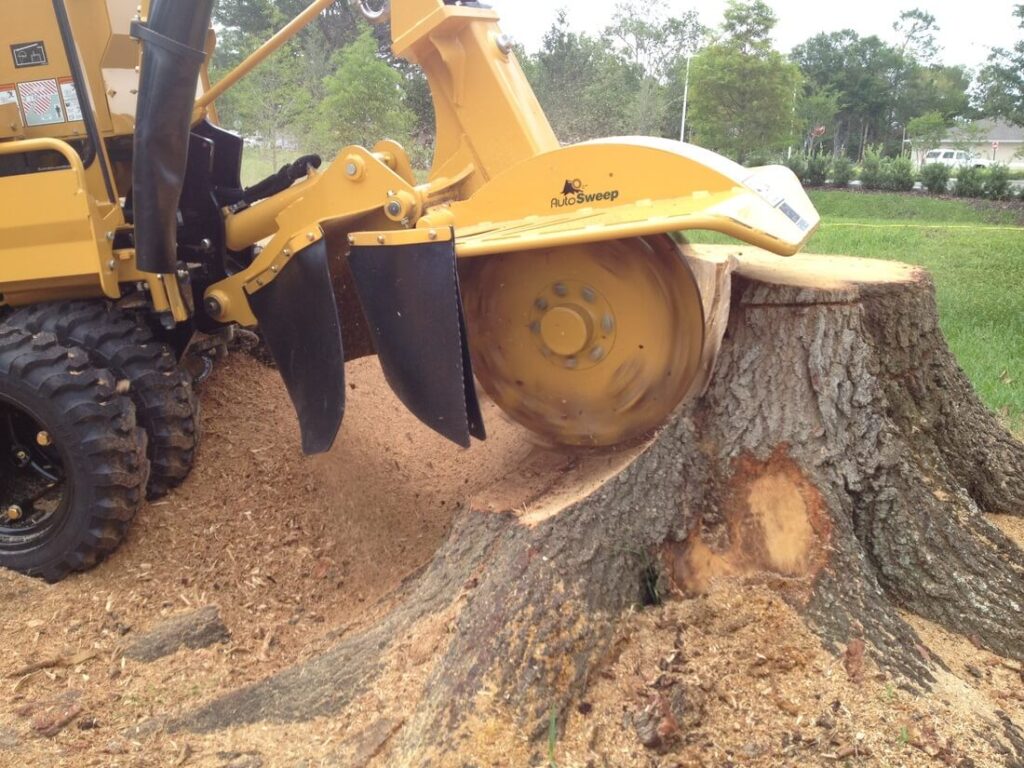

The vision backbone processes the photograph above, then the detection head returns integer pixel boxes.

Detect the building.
[939,119,1024,169]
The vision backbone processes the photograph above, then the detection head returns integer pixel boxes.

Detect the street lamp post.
[679,54,692,142]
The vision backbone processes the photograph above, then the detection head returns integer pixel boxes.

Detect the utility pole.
[679,54,692,142]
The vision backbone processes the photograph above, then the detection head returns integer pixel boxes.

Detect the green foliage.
[983,165,1013,200]
[831,156,854,187]
[688,3,801,163]
[803,153,831,186]
[884,157,916,192]
[976,5,1024,126]
[315,30,415,155]
[859,146,886,190]
[783,154,807,180]
[954,166,985,198]
[920,162,951,195]
[906,111,949,159]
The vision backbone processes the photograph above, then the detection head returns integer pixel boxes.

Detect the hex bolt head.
[553,283,568,297]
[387,201,403,217]
[345,162,358,176]
[581,287,596,303]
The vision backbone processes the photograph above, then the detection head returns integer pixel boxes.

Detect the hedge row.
[782,153,1022,200]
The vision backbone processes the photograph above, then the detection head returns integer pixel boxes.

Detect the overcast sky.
[493,0,1019,70]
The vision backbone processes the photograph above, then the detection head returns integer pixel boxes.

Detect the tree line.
[210,0,1024,168]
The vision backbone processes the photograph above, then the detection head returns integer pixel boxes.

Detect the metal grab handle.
[354,0,391,23]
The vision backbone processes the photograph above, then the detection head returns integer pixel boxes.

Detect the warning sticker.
[0,84,17,107]
[17,79,65,127]
[59,78,82,122]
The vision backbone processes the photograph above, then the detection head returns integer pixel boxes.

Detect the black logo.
[552,177,620,209]
[11,42,47,69]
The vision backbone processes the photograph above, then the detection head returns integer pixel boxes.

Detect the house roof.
[942,118,1024,144]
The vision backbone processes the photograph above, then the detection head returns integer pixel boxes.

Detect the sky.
[494,0,1020,70]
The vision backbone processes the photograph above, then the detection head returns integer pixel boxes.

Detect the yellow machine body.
[0,0,820,452]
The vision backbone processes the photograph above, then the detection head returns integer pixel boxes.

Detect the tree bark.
[176,247,1024,764]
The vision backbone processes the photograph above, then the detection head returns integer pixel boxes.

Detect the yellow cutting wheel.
[460,236,705,447]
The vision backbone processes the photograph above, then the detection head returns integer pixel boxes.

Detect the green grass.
[695,190,1024,434]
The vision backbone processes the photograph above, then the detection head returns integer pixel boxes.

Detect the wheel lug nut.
[590,346,605,362]
[563,357,578,369]
[602,314,615,333]
[535,298,549,311]
[529,321,540,335]
[36,431,51,447]
[6,505,23,522]
[553,283,568,297]
[581,287,596,303]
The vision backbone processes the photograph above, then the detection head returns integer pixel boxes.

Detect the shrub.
[984,164,1012,200]
[831,156,854,187]
[884,157,916,192]
[859,147,885,190]
[803,153,831,186]
[784,154,807,180]
[954,165,985,198]
[920,163,950,195]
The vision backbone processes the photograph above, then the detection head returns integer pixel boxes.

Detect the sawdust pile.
[0,354,1021,767]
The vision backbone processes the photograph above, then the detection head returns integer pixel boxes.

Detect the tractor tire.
[0,325,148,582]
[8,302,200,499]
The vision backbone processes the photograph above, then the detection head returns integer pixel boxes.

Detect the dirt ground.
[1,354,1022,767]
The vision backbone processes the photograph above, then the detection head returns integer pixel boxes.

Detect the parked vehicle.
[922,149,991,169]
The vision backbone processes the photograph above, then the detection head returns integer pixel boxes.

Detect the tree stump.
[178,246,1024,764]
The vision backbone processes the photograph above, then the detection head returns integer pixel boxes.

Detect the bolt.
[553,283,568,297]
[283,248,292,257]
[582,287,596,303]
[205,296,223,317]
[6,505,23,522]
[529,321,540,335]
[176,268,189,279]
[348,235,356,245]
[602,314,615,333]
[589,346,606,362]
[107,259,116,270]
[271,265,279,273]
[106,231,115,241]
[345,162,358,177]
[495,33,515,55]
[563,357,578,369]
[428,229,438,240]
[387,201,403,217]
[199,238,213,252]
[36,431,51,447]
[307,232,316,242]
[15,450,29,464]
[535,298,549,311]
[377,235,387,245]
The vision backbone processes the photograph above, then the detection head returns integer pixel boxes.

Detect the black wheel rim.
[0,397,70,553]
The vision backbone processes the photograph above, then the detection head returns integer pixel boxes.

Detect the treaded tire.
[8,301,200,499]
[0,326,148,582]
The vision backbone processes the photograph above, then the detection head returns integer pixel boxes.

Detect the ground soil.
[1,354,1022,767]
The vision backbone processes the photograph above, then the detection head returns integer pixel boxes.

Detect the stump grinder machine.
[0,0,819,580]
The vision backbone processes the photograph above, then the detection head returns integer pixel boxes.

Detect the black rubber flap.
[249,240,346,455]
[131,0,214,274]
[348,238,485,448]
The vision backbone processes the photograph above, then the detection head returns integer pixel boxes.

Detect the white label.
[59,78,82,122]
[17,79,64,126]
[0,84,17,107]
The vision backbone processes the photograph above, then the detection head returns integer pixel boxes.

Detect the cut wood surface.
[172,245,1024,764]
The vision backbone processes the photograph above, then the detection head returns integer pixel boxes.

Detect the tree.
[893,8,940,64]
[315,29,416,155]
[906,111,949,161]
[976,5,1024,126]
[688,2,801,162]
[526,12,643,144]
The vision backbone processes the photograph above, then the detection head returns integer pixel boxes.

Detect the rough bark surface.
[175,249,1024,764]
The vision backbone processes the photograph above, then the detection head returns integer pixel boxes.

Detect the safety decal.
[11,42,47,69]
[0,84,17,107]
[59,77,82,122]
[17,79,65,127]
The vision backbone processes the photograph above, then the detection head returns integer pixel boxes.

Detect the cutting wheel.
[460,235,705,447]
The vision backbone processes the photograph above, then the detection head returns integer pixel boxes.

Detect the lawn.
[709,191,1024,434]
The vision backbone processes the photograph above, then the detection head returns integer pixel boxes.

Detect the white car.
[922,149,991,169]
